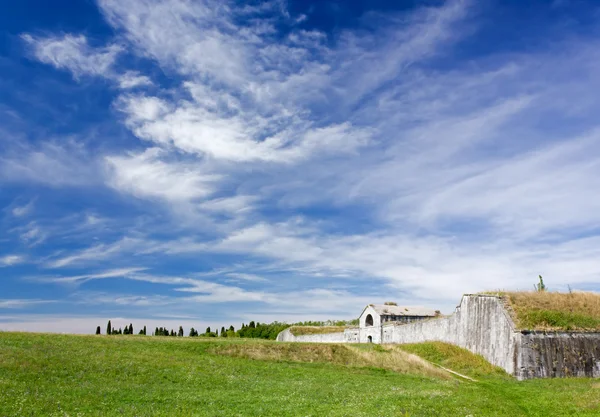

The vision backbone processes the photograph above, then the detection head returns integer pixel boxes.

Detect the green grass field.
[1,332,599,416]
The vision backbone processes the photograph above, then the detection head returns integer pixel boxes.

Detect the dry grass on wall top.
[490,291,600,331]
[211,341,450,379]
[288,326,347,336]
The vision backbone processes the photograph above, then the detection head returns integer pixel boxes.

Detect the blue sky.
[2,0,600,334]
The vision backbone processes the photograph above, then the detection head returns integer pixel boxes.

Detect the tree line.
[95,318,358,340]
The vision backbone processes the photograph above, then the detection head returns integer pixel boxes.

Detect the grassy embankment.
[288,326,347,336]
[0,332,599,416]
[487,291,600,331]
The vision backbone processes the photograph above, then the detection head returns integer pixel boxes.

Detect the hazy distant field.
[0,332,598,416]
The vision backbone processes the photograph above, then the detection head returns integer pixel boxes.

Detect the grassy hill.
[1,332,599,416]
[488,291,600,331]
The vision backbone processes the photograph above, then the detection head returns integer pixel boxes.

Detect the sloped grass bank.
[397,342,509,379]
[0,332,599,416]
[211,340,449,379]
[288,326,347,336]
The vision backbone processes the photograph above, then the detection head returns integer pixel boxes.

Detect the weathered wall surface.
[516,332,600,379]
[344,328,359,343]
[275,328,346,343]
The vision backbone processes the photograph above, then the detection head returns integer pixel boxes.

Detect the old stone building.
[358,304,438,344]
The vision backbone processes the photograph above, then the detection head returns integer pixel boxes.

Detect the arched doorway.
[367,336,372,343]
[365,314,373,327]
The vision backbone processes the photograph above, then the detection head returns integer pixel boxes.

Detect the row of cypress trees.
[96,321,147,335]
[96,319,355,339]
[95,321,235,337]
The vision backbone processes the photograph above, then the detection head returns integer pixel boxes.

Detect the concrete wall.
[344,328,360,343]
[516,332,600,379]
[276,328,347,343]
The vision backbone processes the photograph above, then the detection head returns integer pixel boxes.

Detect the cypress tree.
[155,327,159,336]
[96,326,101,335]
[129,323,133,335]
[118,328,122,335]
[178,326,184,337]
[107,320,112,335]
[249,321,256,329]
[221,326,226,337]
[143,325,147,336]
[206,326,211,335]
[229,325,235,332]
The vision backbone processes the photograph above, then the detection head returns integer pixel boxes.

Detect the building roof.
[368,304,437,317]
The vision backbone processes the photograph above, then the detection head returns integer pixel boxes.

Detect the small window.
[365,314,374,327]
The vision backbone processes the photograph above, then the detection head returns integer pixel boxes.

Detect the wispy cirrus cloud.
[44,238,152,268]
[0,138,99,187]
[105,147,220,202]
[21,33,152,90]
[0,299,54,308]
[11,200,35,218]
[0,255,25,267]
[22,33,122,79]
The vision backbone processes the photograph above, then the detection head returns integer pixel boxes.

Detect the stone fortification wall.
[516,332,600,379]
[276,328,347,343]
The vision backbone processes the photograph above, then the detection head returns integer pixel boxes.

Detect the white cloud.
[36,269,385,319]
[118,94,373,163]
[198,195,257,214]
[11,200,34,217]
[43,269,268,303]
[22,33,122,79]
[38,267,147,283]
[22,34,153,90]
[224,272,268,283]
[0,255,24,267]
[0,139,98,187]
[45,237,151,268]
[117,71,153,89]
[105,148,220,201]
[0,299,54,308]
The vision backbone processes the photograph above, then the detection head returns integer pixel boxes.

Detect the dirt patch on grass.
[211,341,450,379]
